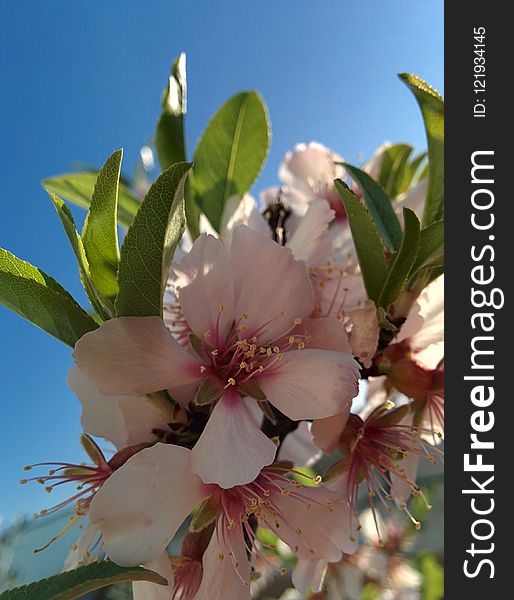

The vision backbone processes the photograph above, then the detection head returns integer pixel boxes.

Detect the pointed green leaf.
[184,178,201,241]
[43,172,140,229]
[378,208,420,308]
[408,151,428,184]
[343,163,402,252]
[115,162,191,317]
[239,378,267,401]
[410,219,444,277]
[190,497,218,532]
[0,560,167,600]
[155,53,187,170]
[378,143,413,198]
[0,248,98,346]
[191,91,270,230]
[399,74,444,226]
[82,150,122,302]
[418,553,444,600]
[47,191,114,319]
[335,180,387,302]
[195,376,225,406]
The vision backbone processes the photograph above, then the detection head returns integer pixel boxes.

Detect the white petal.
[220,194,269,248]
[292,559,327,594]
[230,226,314,344]
[287,199,334,267]
[74,317,202,397]
[194,525,251,600]
[89,444,208,566]
[278,421,321,467]
[171,234,235,346]
[191,391,276,488]
[258,349,360,421]
[63,523,100,571]
[69,367,167,449]
[132,552,174,600]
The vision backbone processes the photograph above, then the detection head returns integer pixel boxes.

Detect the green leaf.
[0,560,167,600]
[239,378,267,401]
[43,172,140,229]
[343,163,402,252]
[360,583,380,600]
[399,74,444,226]
[378,208,421,308]
[82,150,122,302]
[195,377,225,406]
[190,497,218,532]
[409,151,428,184]
[47,191,114,319]
[418,553,444,600]
[335,180,387,302]
[0,248,98,346]
[184,178,201,241]
[192,91,270,230]
[115,162,191,317]
[155,53,187,170]
[410,219,444,277]
[378,143,413,198]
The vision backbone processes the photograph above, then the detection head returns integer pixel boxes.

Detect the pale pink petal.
[171,234,235,346]
[68,367,168,449]
[264,484,358,561]
[397,275,444,351]
[346,301,379,368]
[287,199,334,268]
[329,220,359,272]
[302,317,352,353]
[391,451,421,506]
[258,349,360,421]
[361,376,389,417]
[278,421,321,467]
[194,526,251,600]
[168,380,201,409]
[63,523,100,571]
[230,226,314,344]
[410,276,444,355]
[191,391,276,488]
[133,552,174,600]
[292,559,328,594]
[89,444,209,566]
[311,411,349,455]
[279,142,344,199]
[74,317,202,397]
[220,194,269,248]
[315,272,367,319]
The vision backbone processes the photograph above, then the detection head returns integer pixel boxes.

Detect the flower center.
[211,465,327,586]
[338,409,441,543]
[197,313,307,392]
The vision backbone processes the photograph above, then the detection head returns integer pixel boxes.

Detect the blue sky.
[0,1,443,523]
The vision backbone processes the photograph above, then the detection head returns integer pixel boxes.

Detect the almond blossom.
[278,142,346,221]
[88,444,358,599]
[221,194,379,369]
[74,225,360,489]
[312,402,438,538]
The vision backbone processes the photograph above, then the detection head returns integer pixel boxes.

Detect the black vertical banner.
[446,3,508,598]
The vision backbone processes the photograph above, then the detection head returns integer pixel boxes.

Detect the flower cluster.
[21,137,443,599]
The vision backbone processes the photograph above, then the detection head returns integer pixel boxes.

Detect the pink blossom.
[88,444,358,598]
[278,142,346,221]
[312,404,438,537]
[74,226,360,488]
